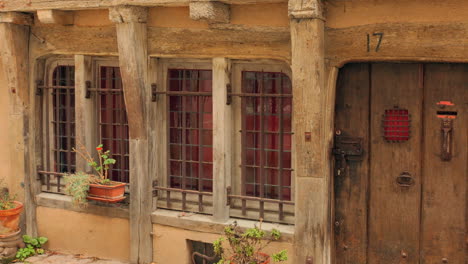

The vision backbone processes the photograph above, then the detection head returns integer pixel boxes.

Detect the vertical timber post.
[0,13,36,236]
[109,6,152,264]
[288,1,331,264]
[212,58,232,222]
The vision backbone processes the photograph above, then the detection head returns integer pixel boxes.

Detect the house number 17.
[367,32,384,52]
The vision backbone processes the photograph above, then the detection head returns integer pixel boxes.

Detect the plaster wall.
[326,0,468,28]
[0,63,11,191]
[37,206,130,261]
[152,224,295,264]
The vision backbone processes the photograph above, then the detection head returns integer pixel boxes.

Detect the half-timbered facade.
[0,0,466,263]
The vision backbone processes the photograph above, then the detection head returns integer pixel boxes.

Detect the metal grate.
[37,66,76,194]
[166,69,213,192]
[240,71,293,202]
[97,67,130,183]
[382,107,411,142]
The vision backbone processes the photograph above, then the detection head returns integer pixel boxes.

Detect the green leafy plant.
[16,235,48,261]
[0,179,16,210]
[73,143,116,184]
[64,143,118,207]
[213,221,288,264]
[64,171,91,207]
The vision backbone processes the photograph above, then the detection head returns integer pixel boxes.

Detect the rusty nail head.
[401,251,407,258]
[306,256,313,264]
[305,132,311,142]
[335,129,342,135]
[442,258,448,263]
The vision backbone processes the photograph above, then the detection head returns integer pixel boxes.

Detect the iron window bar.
[153,181,213,213]
[37,170,66,194]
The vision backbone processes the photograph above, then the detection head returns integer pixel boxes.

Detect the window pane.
[52,66,76,173]
[241,71,292,200]
[167,69,213,191]
[98,67,130,183]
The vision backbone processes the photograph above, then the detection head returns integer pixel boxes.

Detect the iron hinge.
[226,84,232,105]
[151,83,158,102]
[35,80,44,96]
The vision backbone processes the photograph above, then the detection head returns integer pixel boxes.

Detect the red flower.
[96,147,103,151]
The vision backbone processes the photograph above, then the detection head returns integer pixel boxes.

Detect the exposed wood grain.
[74,55,96,172]
[421,64,467,263]
[327,22,468,66]
[0,0,286,12]
[333,63,370,264]
[112,6,152,264]
[368,64,422,264]
[0,12,33,25]
[0,21,33,234]
[290,16,327,264]
[212,57,232,222]
[37,10,74,25]
[288,0,323,19]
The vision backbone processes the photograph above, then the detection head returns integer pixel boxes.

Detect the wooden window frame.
[93,59,130,183]
[230,62,295,224]
[155,59,214,214]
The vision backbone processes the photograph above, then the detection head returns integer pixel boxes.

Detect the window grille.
[241,71,292,201]
[98,67,130,183]
[167,69,213,192]
[382,108,411,142]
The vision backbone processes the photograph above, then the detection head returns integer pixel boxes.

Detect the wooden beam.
[0,0,286,12]
[74,55,96,172]
[189,1,230,24]
[36,10,74,25]
[212,57,232,222]
[0,12,33,25]
[289,0,330,263]
[0,17,34,235]
[110,5,152,264]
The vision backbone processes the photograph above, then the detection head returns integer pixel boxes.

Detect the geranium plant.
[213,221,288,264]
[64,143,120,207]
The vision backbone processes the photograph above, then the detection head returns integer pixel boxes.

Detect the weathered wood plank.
[212,57,232,222]
[290,0,328,262]
[0,0,286,12]
[74,55,96,172]
[0,12,33,25]
[189,1,230,24]
[111,6,152,264]
[0,21,33,234]
[326,22,468,66]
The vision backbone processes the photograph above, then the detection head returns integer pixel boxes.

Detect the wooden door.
[334,63,467,264]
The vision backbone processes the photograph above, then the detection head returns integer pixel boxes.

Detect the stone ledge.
[36,193,129,219]
[151,209,294,242]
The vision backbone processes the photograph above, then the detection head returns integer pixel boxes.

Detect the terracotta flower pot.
[87,182,126,203]
[0,201,23,235]
[231,252,270,264]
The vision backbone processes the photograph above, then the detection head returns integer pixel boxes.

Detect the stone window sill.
[36,193,129,219]
[151,209,294,242]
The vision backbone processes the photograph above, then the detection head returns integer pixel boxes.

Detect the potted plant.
[213,221,288,264]
[64,144,126,207]
[0,182,23,236]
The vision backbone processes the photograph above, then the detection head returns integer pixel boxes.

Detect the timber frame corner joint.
[288,0,325,21]
[109,5,148,24]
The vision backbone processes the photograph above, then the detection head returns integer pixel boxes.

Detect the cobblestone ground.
[17,253,129,264]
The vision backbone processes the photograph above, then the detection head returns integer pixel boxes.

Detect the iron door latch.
[332,133,364,175]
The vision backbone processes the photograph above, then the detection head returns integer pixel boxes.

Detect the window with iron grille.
[241,71,292,201]
[51,65,76,173]
[98,66,130,183]
[168,69,213,192]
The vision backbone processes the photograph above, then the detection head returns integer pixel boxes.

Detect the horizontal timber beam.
[37,9,74,25]
[0,0,286,12]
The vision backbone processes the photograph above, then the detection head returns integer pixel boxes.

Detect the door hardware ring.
[396,172,414,187]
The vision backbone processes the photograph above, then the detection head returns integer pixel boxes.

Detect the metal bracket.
[333,132,364,175]
[441,118,453,161]
[226,186,232,206]
[35,80,44,96]
[151,83,157,102]
[85,80,91,99]
[226,84,232,105]
[152,180,158,197]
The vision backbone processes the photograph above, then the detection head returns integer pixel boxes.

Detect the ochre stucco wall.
[326,0,468,28]
[152,224,295,264]
[37,207,130,261]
